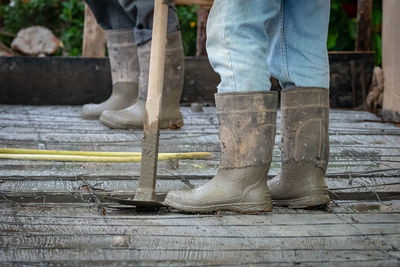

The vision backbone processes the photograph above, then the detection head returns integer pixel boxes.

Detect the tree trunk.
[196,6,210,56]
[356,0,373,51]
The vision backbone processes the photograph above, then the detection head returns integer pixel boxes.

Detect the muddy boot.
[268,87,330,208]
[99,31,184,129]
[165,92,277,213]
[81,30,139,119]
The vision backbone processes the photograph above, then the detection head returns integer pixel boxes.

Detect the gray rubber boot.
[99,31,184,129]
[81,29,139,119]
[268,87,330,208]
[164,92,277,213]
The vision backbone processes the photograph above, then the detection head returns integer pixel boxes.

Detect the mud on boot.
[81,29,139,119]
[268,87,330,208]
[100,31,184,129]
[165,91,278,213]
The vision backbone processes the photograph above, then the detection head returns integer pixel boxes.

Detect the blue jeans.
[206,0,330,93]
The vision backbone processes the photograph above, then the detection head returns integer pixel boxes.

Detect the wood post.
[356,0,373,51]
[136,0,169,202]
[382,0,400,122]
[82,4,106,58]
[195,6,210,56]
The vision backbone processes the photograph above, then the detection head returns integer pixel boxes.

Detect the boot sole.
[100,116,184,130]
[164,200,272,214]
[81,113,100,120]
[99,116,142,129]
[272,194,330,209]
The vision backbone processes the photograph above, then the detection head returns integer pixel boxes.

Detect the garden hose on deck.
[0,148,211,162]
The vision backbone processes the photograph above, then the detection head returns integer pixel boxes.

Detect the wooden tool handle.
[135,0,169,202]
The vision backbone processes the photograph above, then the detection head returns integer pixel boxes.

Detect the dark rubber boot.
[81,29,139,119]
[268,87,330,208]
[99,31,184,129]
[165,92,277,213]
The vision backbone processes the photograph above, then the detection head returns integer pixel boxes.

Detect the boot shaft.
[281,87,329,170]
[105,29,139,85]
[215,92,278,169]
[137,31,185,102]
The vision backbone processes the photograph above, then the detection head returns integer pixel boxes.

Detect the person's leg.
[117,0,180,45]
[100,31,185,129]
[99,0,185,129]
[206,0,281,93]
[86,0,180,44]
[267,0,330,89]
[85,0,135,30]
[82,0,139,119]
[267,0,331,208]
[164,0,280,213]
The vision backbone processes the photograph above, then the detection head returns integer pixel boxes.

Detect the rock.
[0,50,13,57]
[11,26,62,56]
[366,67,384,113]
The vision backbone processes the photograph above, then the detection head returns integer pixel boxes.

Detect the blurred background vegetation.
[0,0,382,64]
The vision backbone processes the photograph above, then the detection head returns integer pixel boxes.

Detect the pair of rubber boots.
[165,88,330,213]
[81,29,184,129]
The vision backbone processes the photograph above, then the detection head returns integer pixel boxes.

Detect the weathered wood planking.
[1,235,398,252]
[0,175,399,203]
[0,249,394,265]
[0,105,399,265]
[0,201,398,264]
[0,106,399,200]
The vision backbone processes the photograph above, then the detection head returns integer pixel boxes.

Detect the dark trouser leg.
[85,0,180,45]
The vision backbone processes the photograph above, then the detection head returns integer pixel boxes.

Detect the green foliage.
[328,0,382,65]
[59,0,85,56]
[0,0,63,46]
[176,5,198,56]
[0,0,383,63]
[328,1,357,51]
[0,0,84,56]
[371,0,382,65]
[0,0,61,33]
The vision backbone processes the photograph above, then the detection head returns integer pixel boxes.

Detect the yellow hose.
[0,147,141,156]
[0,148,211,162]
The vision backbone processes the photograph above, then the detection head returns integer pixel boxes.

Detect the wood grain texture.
[82,4,106,58]
[196,7,210,56]
[0,105,399,265]
[356,0,373,52]
[137,0,169,202]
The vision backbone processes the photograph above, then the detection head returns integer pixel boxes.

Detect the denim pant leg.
[267,0,330,89]
[206,0,281,93]
[85,0,180,45]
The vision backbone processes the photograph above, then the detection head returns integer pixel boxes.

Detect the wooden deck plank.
[0,178,399,202]
[0,105,399,265]
[1,212,400,227]
[1,216,399,237]
[0,249,394,265]
[1,234,398,251]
